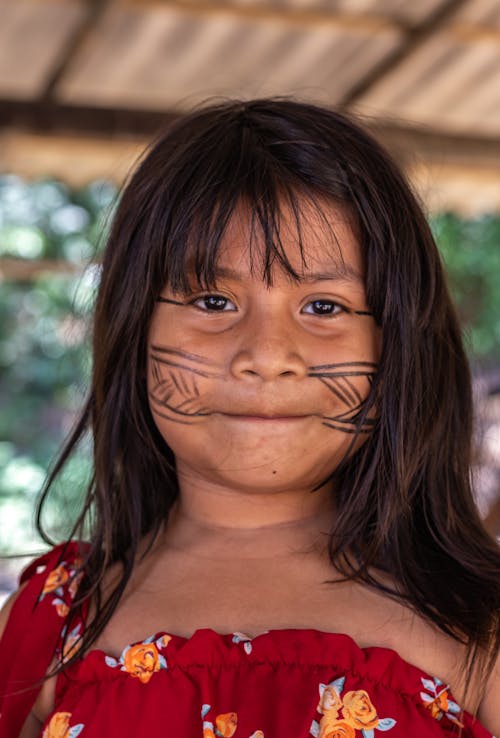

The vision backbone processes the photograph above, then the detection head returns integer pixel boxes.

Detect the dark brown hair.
[37,98,500,707]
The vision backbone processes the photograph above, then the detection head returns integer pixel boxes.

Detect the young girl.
[0,98,499,738]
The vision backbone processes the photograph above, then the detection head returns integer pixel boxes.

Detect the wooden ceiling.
[1,0,500,212]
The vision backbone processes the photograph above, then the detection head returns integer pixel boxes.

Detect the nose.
[229,312,308,382]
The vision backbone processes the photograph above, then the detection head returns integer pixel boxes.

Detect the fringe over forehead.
[135,99,371,297]
[110,97,439,331]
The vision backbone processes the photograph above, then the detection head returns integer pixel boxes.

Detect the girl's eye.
[302,300,345,317]
[190,294,237,312]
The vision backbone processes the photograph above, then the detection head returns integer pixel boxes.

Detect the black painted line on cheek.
[336,376,360,406]
[168,370,183,394]
[322,421,372,435]
[148,402,198,425]
[152,358,161,385]
[149,393,210,418]
[308,361,378,437]
[310,361,378,371]
[151,344,217,367]
[150,354,218,380]
[318,377,351,407]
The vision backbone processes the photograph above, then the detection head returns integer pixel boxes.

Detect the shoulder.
[478,648,500,736]
[0,582,28,641]
[0,541,89,649]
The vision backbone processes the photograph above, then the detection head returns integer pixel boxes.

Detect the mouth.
[221,413,310,421]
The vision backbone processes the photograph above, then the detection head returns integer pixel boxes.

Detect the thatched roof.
[1,0,500,212]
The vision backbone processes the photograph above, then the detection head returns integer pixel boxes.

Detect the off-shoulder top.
[0,542,494,738]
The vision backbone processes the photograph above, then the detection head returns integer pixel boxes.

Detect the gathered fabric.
[0,542,493,738]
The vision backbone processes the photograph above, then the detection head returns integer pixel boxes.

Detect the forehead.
[195,198,363,284]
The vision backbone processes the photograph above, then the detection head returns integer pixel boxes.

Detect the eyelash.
[188,294,347,317]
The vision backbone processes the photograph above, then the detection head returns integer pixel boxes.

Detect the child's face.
[147,201,381,496]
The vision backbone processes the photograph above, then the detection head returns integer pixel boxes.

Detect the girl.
[0,98,499,738]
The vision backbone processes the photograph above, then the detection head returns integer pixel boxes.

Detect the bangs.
[152,111,351,294]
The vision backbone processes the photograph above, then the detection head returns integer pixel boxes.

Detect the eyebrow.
[188,265,364,285]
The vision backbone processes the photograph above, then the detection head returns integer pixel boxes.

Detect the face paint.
[147,201,381,492]
[308,360,377,434]
[148,345,222,425]
[149,331,378,436]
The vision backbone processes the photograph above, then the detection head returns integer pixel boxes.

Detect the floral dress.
[0,543,494,738]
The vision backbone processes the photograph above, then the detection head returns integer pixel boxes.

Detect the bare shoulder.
[478,648,500,736]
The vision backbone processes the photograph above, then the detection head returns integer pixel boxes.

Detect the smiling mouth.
[221,413,310,421]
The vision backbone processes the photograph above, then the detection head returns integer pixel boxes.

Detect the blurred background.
[1,0,500,597]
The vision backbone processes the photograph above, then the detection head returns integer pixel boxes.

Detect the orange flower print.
[249,732,265,738]
[123,642,162,683]
[319,720,355,738]
[43,565,69,595]
[215,712,238,737]
[342,690,379,731]
[310,677,396,738]
[105,635,168,680]
[202,705,239,738]
[68,571,84,599]
[53,599,70,618]
[420,676,464,727]
[42,711,84,738]
[317,683,343,719]
[61,624,83,663]
[427,691,449,718]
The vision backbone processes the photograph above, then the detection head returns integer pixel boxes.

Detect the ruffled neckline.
[67,625,459,700]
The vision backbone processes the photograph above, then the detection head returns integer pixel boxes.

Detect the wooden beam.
[3,100,500,169]
[340,0,470,108]
[119,0,404,34]
[0,129,147,185]
[369,121,500,170]
[41,0,113,103]
[0,100,174,137]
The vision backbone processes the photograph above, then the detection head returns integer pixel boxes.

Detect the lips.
[221,413,309,419]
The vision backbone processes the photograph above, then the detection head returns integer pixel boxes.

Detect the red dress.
[0,542,493,738]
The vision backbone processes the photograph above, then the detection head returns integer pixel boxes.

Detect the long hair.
[37,98,500,705]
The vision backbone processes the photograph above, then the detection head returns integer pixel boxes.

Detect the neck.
[160,473,336,562]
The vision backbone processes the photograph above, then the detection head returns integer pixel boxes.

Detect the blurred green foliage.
[0,175,117,552]
[430,213,500,361]
[0,175,498,552]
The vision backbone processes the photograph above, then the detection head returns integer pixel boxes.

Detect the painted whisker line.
[309,361,378,371]
[323,413,376,427]
[178,370,191,395]
[327,375,357,406]
[175,397,204,412]
[309,371,377,379]
[149,407,198,425]
[149,394,211,417]
[150,354,222,380]
[151,344,216,367]
[152,359,161,384]
[318,377,352,406]
[336,376,361,405]
[169,370,184,394]
[327,400,367,420]
[321,421,372,434]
